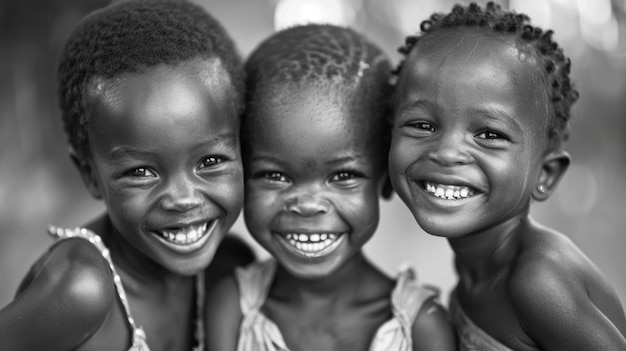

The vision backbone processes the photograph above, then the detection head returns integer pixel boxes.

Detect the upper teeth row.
[426,182,473,200]
[285,233,337,242]
[159,222,208,244]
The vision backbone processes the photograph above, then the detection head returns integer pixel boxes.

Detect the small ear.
[381,172,394,200]
[69,147,103,200]
[532,150,570,202]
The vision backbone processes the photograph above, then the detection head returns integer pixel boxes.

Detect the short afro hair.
[58,0,244,157]
[244,24,393,142]
[396,1,579,149]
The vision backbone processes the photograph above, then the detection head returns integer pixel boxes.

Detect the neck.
[272,252,375,303]
[87,214,193,294]
[449,214,530,287]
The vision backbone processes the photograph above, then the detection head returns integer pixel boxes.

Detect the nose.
[427,131,472,166]
[159,173,204,212]
[286,193,331,217]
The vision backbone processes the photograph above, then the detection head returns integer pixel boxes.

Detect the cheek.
[106,187,149,217]
[243,186,278,226]
[389,135,415,169]
[218,175,244,212]
[339,188,380,231]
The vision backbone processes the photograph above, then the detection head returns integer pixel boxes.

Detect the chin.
[413,214,472,239]
[279,257,344,280]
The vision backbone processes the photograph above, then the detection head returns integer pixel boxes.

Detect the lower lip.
[152,220,217,254]
[274,233,347,260]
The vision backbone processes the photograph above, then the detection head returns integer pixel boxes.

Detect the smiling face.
[243,83,387,279]
[78,59,243,275]
[390,29,553,239]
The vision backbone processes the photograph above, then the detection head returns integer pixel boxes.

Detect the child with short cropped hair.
[205,24,456,351]
[0,1,253,350]
[389,2,626,350]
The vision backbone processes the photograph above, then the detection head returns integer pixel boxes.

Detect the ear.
[380,172,394,200]
[532,150,570,202]
[69,147,103,200]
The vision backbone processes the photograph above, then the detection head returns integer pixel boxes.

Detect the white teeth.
[425,181,474,200]
[435,187,445,197]
[158,222,209,245]
[281,232,345,256]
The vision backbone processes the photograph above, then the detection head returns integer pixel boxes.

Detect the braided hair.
[396,2,579,149]
[58,0,244,157]
[244,24,393,147]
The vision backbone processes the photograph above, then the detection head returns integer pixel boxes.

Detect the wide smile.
[423,181,476,200]
[275,231,347,258]
[152,220,217,252]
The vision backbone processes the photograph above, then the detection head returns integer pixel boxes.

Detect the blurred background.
[1,0,625,309]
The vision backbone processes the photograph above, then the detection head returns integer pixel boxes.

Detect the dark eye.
[262,171,289,183]
[331,171,355,182]
[475,130,508,140]
[330,170,363,187]
[410,122,436,132]
[199,156,223,169]
[127,167,156,178]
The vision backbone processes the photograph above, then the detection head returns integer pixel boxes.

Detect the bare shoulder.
[508,226,626,349]
[0,238,116,351]
[205,272,243,351]
[411,295,456,351]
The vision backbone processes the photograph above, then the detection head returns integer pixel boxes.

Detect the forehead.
[246,83,384,161]
[253,82,380,138]
[406,29,542,87]
[398,28,550,121]
[91,59,235,118]
[87,59,238,146]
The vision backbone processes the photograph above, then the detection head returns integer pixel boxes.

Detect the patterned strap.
[48,226,149,350]
[49,225,206,351]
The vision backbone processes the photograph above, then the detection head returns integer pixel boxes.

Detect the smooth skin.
[0,59,254,351]
[390,28,626,350]
[206,84,456,351]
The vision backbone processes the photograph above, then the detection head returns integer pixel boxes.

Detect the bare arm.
[205,274,243,351]
[512,258,626,350]
[0,239,115,351]
[412,297,457,351]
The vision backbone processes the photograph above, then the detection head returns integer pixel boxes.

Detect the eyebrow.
[248,154,289,166]
[249,154,364,167]
[108,132,237,160]
[471,107,522,132]
[400,99,435,112]
[324,155,363,166]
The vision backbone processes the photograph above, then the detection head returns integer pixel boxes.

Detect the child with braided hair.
[0,0,254,350]
[205,24,456,351]
[389,2,626,350]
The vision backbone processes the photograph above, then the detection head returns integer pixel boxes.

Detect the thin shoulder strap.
[194,271,206,351]
[235,260,277,316]
[391,265,439,327]
[48,226,150,351]
[369,266,440,351]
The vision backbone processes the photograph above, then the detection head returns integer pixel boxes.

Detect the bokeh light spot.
[274,0,358,30]
[510,0,551,28]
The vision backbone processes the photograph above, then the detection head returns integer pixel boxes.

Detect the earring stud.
[537,184,546,193]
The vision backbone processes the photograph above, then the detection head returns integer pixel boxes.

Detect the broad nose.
[427,131,472,166]
[286,192,331,217]
[159,173,204,212]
